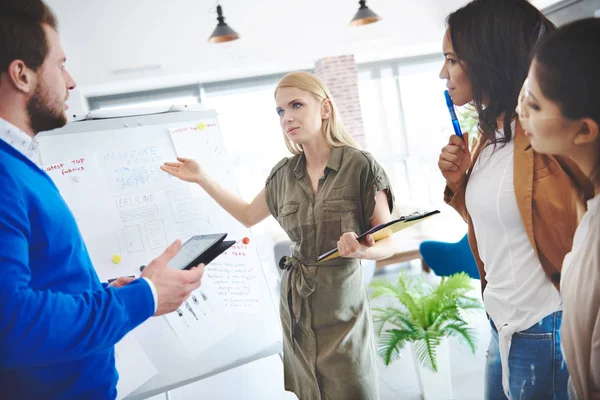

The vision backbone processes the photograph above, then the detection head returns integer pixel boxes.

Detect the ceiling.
[45,0,578,96]
[45,0,467,96]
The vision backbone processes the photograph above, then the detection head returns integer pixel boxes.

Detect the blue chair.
[419,234,480,280]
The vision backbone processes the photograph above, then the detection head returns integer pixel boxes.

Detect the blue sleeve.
[0,173,154,370]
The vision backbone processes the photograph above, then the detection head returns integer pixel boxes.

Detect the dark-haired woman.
[436,1,593,398]
[517,18,600,400]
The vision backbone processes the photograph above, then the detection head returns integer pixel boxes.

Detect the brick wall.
[314,55,366,148]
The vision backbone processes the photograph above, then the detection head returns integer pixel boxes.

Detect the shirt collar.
[293,146,344,179]
[0,118,40,164]
[325,146,344,172]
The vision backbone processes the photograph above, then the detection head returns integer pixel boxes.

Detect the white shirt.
[560,194,600,398]
[0,118,158,313]
[465,128,561,397]
[561,194,600,279]
[0,118,41,164]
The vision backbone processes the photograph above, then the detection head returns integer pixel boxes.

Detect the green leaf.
[430,305,462,328]
[444,323,478,354]
[378,329,414,366]
[391,313,420,333]
[433,273,472,299]
[372,306,403,336]
[412,333,442,372]
[372,306,422,337]
[371,278,423,322]
[370,279,406,300]
[396,292,422,322]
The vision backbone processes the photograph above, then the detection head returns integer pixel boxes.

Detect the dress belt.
[279,256,316,348]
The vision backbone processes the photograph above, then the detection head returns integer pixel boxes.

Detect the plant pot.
[411,337,453,400]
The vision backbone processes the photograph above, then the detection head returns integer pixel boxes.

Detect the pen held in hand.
[444,90,463,138]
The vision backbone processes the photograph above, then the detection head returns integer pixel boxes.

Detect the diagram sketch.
[123,225,145,253]
[145,219,167,249]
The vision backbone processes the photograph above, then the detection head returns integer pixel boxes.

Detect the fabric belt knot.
[498,323,518,399]
[280,256,316,350]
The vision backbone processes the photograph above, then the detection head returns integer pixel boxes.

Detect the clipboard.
[317,210,440,262]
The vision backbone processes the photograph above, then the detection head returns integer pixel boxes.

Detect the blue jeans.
[485,311,569,400]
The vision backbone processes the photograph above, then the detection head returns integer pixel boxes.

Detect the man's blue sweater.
[0,138,154,399]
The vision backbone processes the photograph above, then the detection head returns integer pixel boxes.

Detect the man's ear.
[6,59,36,94]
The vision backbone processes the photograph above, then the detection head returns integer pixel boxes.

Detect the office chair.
[419,234,480,280]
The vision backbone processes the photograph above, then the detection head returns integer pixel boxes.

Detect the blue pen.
[444,90,463,138]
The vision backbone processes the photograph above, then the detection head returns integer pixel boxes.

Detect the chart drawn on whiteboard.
[123,225,145,253]
[167,191,212,223]
[193,290,214,313]
[164,280,237,359]
[145,219,168,249]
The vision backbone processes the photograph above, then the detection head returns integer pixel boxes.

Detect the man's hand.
[107,276,136,288]
[141,240,206,316]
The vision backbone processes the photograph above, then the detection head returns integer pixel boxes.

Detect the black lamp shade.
[208,24,239,43]
[350,0,381,26]
[208,5,239,43]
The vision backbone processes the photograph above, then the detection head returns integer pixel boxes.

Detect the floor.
[143,261,490,400]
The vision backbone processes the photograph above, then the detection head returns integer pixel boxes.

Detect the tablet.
[168,233,231,270]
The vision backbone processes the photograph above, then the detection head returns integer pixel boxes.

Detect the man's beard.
[26,83,67,135]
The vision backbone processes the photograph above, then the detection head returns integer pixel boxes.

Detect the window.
[201,75,292,241]
[201,76,290,204]
[87,85,200,111]
[358,56,467,241]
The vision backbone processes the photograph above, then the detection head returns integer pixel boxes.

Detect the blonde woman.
[161,71,395,399]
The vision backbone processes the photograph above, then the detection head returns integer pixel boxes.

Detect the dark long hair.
[533,18,600,185]
[447,0,555,146]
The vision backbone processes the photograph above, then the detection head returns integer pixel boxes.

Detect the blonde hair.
[274,71,361,155]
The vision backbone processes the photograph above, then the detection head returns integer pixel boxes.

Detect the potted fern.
[370,272,482,400]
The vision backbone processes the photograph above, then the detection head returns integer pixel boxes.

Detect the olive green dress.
[265,146,394,400]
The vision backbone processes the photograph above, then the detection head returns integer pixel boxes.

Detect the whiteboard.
[38,110,282,399]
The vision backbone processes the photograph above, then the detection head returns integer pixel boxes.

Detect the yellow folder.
[317,210,440,262]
